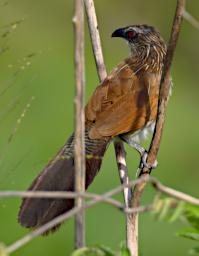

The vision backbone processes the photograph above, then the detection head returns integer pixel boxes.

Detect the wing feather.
[85,57,159,139]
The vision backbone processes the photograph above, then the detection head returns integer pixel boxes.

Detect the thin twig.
[152,179,199,206]
[130,1,186,256]
[6,202,151,255]
[84,0,107,81]
[0,190,124,209]
[5,175,199,254]
[5,176,148,254]
[73,0,85,248]
[0,177,198,206]
[183,10,199,31]
[144,0,186,172]
[83,0,132,252]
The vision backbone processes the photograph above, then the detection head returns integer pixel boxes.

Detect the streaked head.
[112,25,166,56]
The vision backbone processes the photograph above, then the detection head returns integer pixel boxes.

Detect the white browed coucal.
[19,25,168,232]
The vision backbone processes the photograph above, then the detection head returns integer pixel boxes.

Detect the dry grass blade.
[183,10,199,31]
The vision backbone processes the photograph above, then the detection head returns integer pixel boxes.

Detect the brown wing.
[85,58,160,139]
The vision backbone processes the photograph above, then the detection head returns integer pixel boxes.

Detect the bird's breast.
[120,120,155,144]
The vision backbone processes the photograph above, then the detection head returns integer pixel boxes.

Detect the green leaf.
[119,241,130,256]
[71,246,114,256]
[120,248,131,256]
[185,204,199,230]
[168,201,186,223]
[185,204,199,217]
[189,246,199,255]
[0,243,8,256]
[71,247,104,256]
[97,245,115,256]
[176,229,199,241]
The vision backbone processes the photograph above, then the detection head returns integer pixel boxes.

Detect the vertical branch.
[145,0,186,168]
[84,0,107,82]
[73,0,85,248]
[130,1,186,256]
[84,0,133,253]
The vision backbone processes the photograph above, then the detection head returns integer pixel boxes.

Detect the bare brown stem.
[84,0,107,82]
[73,0,85,248]
[130,1,186,256]
[0,177,198,206]
[151,178,199,205]
[146,0,186,168]
[6,202,151,255]
[0,190,124,209]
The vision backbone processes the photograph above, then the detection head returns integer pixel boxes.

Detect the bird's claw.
[140,150,158,170]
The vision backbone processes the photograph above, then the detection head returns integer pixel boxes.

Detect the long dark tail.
[18,130,110,231]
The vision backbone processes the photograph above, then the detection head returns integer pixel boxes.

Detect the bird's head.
[112,25,166,57]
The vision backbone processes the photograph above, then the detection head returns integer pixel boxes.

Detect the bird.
[18,24,168,232]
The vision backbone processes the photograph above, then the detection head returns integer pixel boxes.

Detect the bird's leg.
[120,137,158,172]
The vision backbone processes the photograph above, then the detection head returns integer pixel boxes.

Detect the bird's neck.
[129,43,166,73]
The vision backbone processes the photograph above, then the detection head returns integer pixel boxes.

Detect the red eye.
[128,31,134,39]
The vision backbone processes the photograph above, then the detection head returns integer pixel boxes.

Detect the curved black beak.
[111,28,125,38]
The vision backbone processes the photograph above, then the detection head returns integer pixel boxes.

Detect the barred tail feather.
[18,131,110,231]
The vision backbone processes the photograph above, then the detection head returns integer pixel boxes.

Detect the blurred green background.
[0,0,199,255]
